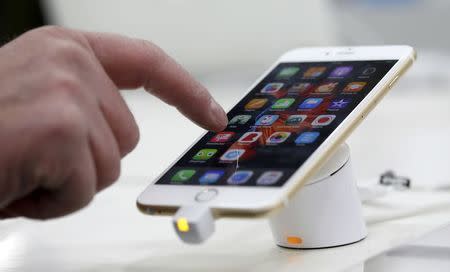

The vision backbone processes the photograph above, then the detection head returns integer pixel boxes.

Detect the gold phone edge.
[137,50,416,219]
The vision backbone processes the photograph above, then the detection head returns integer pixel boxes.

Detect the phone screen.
[156,60,397,187]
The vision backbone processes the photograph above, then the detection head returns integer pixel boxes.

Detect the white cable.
[358,173,450,224]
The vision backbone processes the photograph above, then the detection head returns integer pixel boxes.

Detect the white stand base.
[269,144,367,249]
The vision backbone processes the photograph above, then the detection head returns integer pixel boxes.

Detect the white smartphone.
[137,46,415,217]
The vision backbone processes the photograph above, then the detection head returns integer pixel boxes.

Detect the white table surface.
[1,87,449,271]
[1,181,450,272]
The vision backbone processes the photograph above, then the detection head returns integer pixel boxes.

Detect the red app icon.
[312,115,336,126]
[210,132,235,143]
[238,131,262,144]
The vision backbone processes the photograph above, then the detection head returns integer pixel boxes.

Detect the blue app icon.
[199,170,224,184]
[295,132,320,144]
[298,98,323,109]
[227,171,254,185]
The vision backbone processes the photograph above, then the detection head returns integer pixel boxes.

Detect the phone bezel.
[137,46,415,217]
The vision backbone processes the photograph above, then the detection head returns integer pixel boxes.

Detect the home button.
[195,189,218,202]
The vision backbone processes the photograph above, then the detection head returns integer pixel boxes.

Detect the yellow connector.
[177,217,190,232]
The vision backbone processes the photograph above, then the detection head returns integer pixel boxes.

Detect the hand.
[0,26,227,219]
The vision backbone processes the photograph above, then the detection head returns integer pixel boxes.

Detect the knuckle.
[31,26,90,49]
[126,124,140,153]
[50,73,82,96]
[55,180,96,219]
[50,40,89,67]
[110,157,121,181]
[102,158,121,187]
[31,25,68,39]
[44,73,86,104]
[120,122,140,156]
[130,125,140,150]
[98,141,122,186]
[73,190,95,212]
[71,176,97,213]
[19,26,93,77]
[138,39,167,68]
[27,31,91,68]
[44,102,86,142]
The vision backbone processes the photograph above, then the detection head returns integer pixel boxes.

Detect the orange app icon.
[344,82,367,92]
[303,67,327,78]
[245,98,268,110]
[315,82,338,93]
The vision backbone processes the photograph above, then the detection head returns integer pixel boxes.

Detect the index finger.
[81,31,227,132]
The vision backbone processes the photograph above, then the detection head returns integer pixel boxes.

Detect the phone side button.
[195,189,218,202]
[388,75,400,88]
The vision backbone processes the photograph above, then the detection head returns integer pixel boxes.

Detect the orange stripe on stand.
[287,236,303,245]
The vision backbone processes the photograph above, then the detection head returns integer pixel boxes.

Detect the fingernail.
[209,98,228,131]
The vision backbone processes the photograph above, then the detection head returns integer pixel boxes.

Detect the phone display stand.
[171,143,367,247]
[269,143,367,249]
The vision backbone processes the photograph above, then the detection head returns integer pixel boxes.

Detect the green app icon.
[192,149,218,161]
[271,98,295,109]
[171,169,196,183]
[276,67,300,79]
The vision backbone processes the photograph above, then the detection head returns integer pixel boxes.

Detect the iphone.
[137,46,415,217]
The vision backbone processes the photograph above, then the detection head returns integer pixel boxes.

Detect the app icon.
[303,67,327,78]
[260,83,284,94]
[255,115,279,126]
[361,67,376,75]
[199,170,224,184]
[220,149,246,161]
[343,82,366,92]
[315,82,338,93]
[276,67,300,79]
[329,66,353,77]
[245,98,268,110]
[271,98,295,110]
[267,132,291,144]
[312,115,336,126]
[192,149,218,161]
[285,115,307,126]
[329,98,352,109]
[257,171,283,185]
[298,98,323,110]
[227,170,253,185]
[210,132,235,143]
[229,115,252,125]
[295,132,320,144]
[238,131,262,144]
[288,83,312,95]
[171,169,196,183]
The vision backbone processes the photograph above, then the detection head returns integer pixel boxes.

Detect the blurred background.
[1,0,449,187]
[1,1,450,271]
